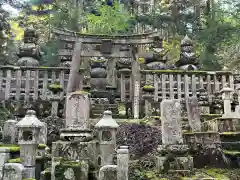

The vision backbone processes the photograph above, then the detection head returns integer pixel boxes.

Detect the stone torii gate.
[52,28,157,118]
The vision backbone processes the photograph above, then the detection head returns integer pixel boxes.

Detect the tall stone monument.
[156,99,193,176]
[52,91,98,180]
[186,97,201,132]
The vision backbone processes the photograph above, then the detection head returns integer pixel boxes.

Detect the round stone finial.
[26,110,36,116]
[104,110,112,116]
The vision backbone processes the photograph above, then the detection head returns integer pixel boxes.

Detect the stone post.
[120,73,126,102]
[0,148,10,179]
[51,95,60,117]
[95,111,119,166]
[117,146,129,180]
[133,81,140,119]
[221,84,233,118]
[186,97,201,132]
[3,119,18,144]
[235,85,240,118]
[16,110,43,179]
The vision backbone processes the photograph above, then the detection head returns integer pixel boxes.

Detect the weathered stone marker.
[2,163,25,180]
[186,97,201,132]
[161,99,183,145]
[65,91,90,129]
[3,120,18,144]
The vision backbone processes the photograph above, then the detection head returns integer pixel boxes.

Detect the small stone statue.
[175,35,198,70]
[16,27,42,66]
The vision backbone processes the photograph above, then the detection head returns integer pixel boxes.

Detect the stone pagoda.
[175,35,198,70]
[16,27,42,66]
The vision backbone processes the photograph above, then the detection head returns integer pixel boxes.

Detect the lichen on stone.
[7,158,21,163]
[0,144,20,152]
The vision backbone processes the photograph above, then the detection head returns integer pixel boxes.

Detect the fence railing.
[141,70,237,101]
[0,66,238,102]
[0,66,70,101]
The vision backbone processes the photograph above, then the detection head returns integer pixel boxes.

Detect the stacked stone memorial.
[175,35,198,70]
[50,91,129,180]
[184,97,221,168]
[16,28,42,66]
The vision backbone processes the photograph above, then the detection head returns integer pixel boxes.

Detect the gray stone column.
[120,73,126,102]
[117,146,129,180]
[133,81,140,119]
[221,84,233,118]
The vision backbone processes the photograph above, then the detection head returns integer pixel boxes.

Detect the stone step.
[93,104,118,108]
[92,110,119,115]
[221,142,240,151]
[91,113,119,118]
[220,132,240,142]
[92,107,118,110]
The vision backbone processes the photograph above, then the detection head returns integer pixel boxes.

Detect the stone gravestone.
[39,122,47,145]
[2,163,25,180]
[65,91,90,129]
[99,165,117,180]
[3,120,18,144]
[161,99,183,145]
[186,97,201,132]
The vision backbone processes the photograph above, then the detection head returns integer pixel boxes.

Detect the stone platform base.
[156,156,193,174]
[52,140,99,167]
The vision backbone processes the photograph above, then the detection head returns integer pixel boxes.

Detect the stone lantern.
[16,110,43,179]
[221,84,234,118]
[95,111,119,166]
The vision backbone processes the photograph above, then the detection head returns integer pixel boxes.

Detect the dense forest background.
[0,0,239,70]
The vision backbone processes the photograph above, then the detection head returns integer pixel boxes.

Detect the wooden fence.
[0,66,238,102]
[0,66,70,101]
[141,70,237,101]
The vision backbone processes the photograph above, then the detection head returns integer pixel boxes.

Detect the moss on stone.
[138,57,145,64]
[221,132,240,135]
[23,179,36,180]
[143,85,154,89]
[61,160,82,167]
[38,144,47,149]
[91,59,106,63]
[141,69,233,75]
[0,144,20,152]
[203,168,230,179]
[74,90,90,95]
[7,158,21,163]
[48,83,63,91]
[223,150,240,155]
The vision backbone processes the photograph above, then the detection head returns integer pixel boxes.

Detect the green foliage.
[85,3,134,35]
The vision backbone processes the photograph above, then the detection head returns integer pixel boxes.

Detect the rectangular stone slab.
[161,99,183,145]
